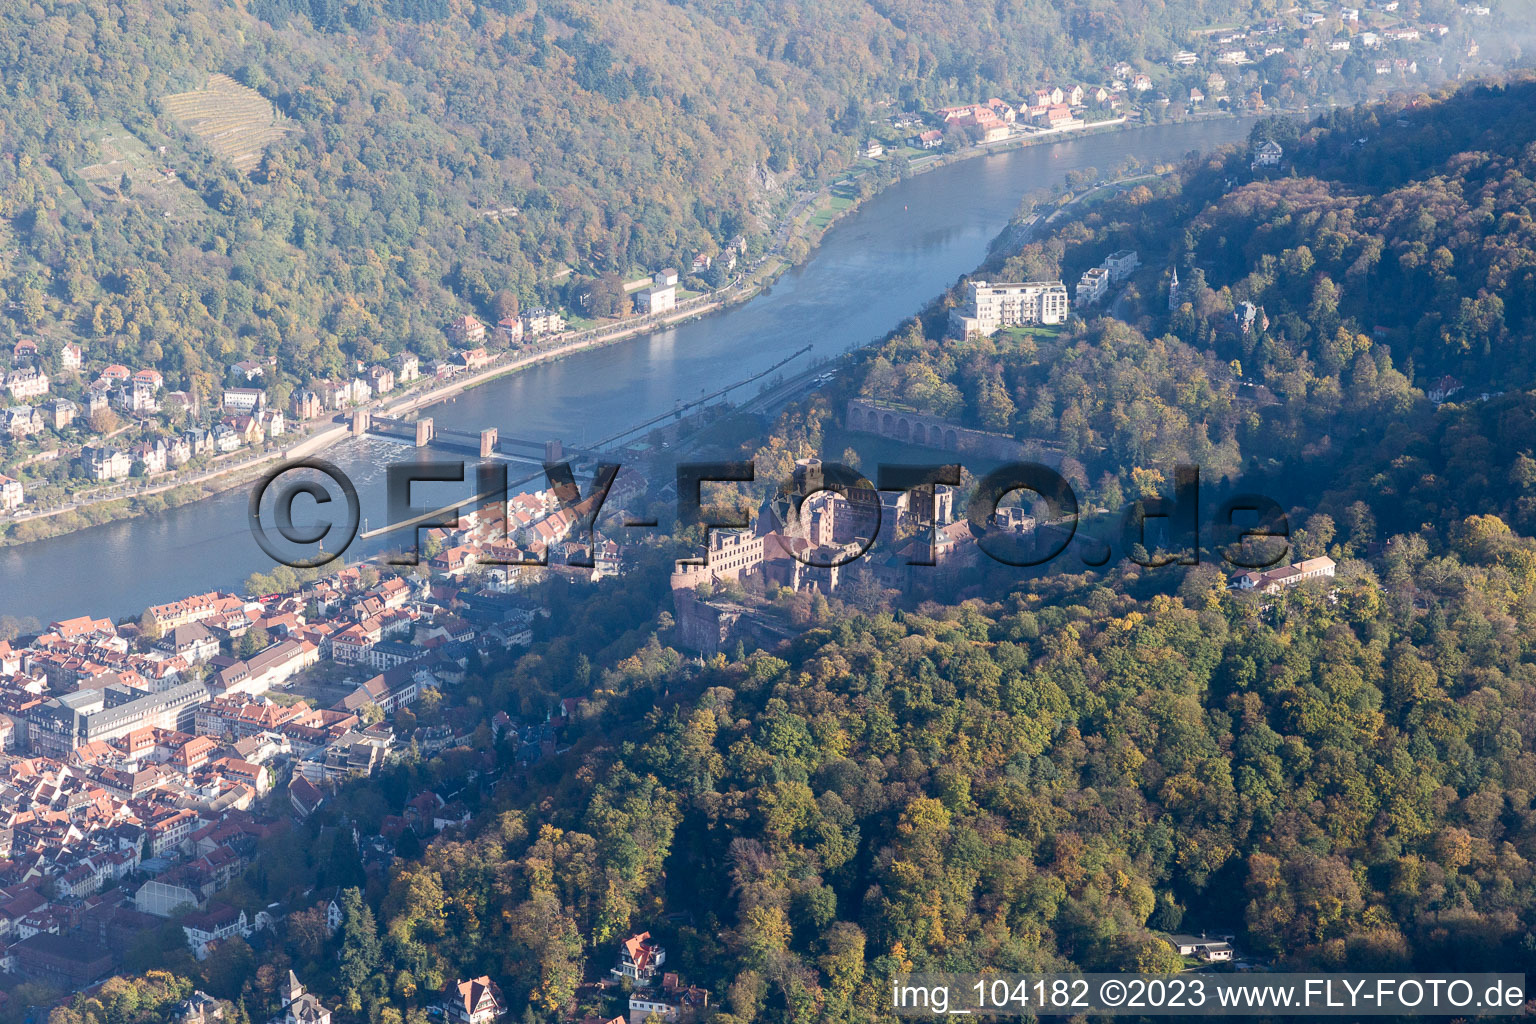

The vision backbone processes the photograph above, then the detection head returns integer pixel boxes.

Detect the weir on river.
[0,117,1255,623]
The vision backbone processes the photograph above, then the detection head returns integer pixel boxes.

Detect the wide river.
[2,117,1252,625]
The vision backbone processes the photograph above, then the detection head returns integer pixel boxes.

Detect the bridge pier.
[545,439,563,463]
[481,428,498,459]
[351,408,370,437]
[415,417,434,447]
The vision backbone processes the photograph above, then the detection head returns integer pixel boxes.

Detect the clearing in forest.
[162,73,293,172]
[76,123,203,221]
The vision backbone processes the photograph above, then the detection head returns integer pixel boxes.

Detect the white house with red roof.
[613,931,666,986]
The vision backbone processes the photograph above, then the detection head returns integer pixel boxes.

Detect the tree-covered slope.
[0,0,1273,396]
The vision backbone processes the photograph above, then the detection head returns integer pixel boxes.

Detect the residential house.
[118,376,161,414]
[60,343,82,371]
[1428,375,1463,403]
[130,440,169,475]
[2,406,38,437]
[175,992,224,1024]
[6,367,49,400]
[184,427,214,458]
[292,390,322,420]
[440,978,506,1024]
[229,414,265,446]
[0,474,23,512]
[613,931,666,986]
[393,352,420,382]
[182,905,249,959]
[1253,139,1284,167]
[627,976,709,1024]
[40,398,76,430]
[212,423,244,453]
[232,361,265,382]
[448,315,486,345]
[83,446,132,481]
[495,317,524,345]
[312,381,347,410]
[276,972,331,1024]
[1168,934,1235,962]
[1035,104,1075,129]
[366,366,395,395]
[82,386,110,420]
[290,777,325,819]
[165,390,197,419]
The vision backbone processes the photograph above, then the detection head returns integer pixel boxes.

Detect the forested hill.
[2,0,1266,389]
[53,80,1536,1024]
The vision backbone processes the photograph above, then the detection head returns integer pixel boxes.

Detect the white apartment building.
[222,387,266,413]
[521,308,565,336]
[1104,249,1140,281]
[950,280,1069,337]
[1076,267,1110,305]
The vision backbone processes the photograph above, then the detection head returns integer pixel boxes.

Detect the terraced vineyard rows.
[162,73,293,172]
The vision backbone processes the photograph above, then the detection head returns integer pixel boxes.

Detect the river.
[0,117,1253,624]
